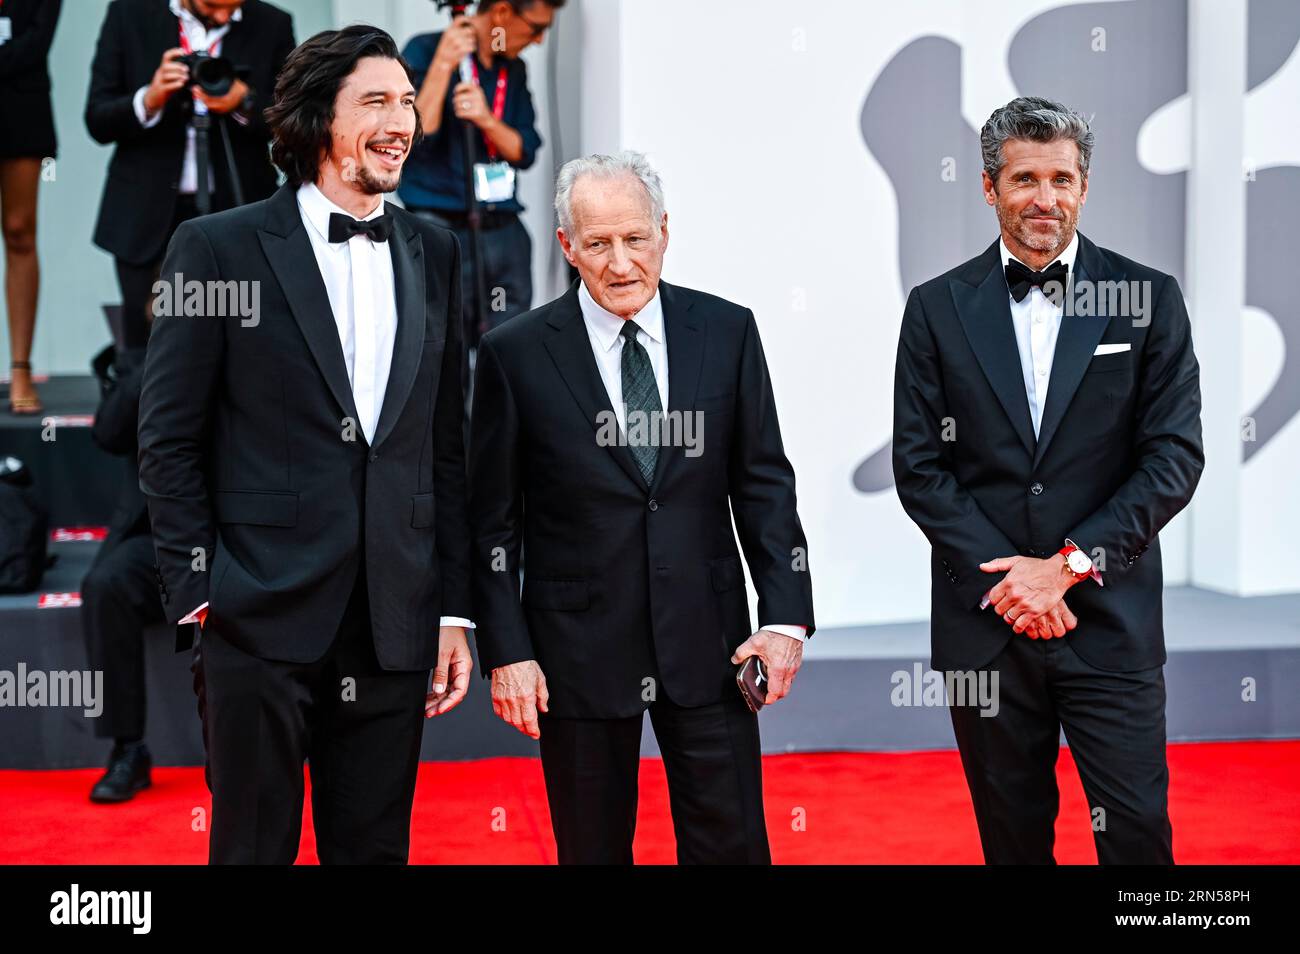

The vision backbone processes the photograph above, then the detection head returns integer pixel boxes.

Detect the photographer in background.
[401,0,564,337]
[85,0,295,350]
[81,342,163,803]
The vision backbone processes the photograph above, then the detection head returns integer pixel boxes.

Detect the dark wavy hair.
[264,25,423,188]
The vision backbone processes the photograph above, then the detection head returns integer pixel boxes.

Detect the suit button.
[369,453,378,462]
[1029,482,1044,495]
[648,499,659,512]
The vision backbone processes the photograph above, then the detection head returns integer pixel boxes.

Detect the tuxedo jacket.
[469,281,816,719]
[892,233,1204,674]
[86,0,295,264]
[137,184,471,669]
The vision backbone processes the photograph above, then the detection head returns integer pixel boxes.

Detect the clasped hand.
[980,555,1079,639]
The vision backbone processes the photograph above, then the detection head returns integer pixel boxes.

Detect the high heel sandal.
[8,360,44,416]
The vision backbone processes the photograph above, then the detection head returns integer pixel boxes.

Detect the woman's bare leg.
[1,157,44,413]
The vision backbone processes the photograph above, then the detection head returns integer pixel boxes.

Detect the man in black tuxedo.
[86,0,295,350]
[137,25,473,864]
[469,152,815,864]
[892,96,1203,864]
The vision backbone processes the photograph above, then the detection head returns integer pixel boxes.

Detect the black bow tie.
[328,211,393,244]
[1005,259,1068,304]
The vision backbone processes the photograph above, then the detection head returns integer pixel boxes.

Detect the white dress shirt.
[576,282,806,643]
[132,0,249,196]
[180,182,473,632]
[983,232,1102,600]
[296,182,397,446]
[579,280,668,429]
[1001,232,1079,437]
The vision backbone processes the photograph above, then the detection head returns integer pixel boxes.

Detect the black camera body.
[179,51,238,97]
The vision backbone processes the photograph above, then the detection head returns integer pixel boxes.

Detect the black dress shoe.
[89,742,152,803]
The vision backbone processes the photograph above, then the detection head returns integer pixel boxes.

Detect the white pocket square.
[1093,342,1131,355]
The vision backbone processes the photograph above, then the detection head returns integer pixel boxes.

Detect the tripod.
[192,101,244,215]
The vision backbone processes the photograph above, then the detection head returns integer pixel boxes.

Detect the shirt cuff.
[179,602,209,625]
[183,606,470,629]
[133,86,164,128]
[761,623,807,642]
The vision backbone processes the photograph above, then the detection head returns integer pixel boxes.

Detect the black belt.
[415,207,519,231]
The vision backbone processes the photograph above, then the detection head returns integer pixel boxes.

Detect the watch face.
[1067,550,1093,575]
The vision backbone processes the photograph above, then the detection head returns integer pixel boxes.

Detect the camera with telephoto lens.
[179,51,238,97]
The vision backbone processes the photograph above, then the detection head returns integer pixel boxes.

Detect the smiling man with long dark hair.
[137,25,474,864]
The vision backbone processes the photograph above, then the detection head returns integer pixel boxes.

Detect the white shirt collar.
[578,281,664,352]
[297,181,385,245]
[999,230,1079,277]
[170,0,242,37]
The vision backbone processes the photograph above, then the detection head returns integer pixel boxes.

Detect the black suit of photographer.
[85,0,295,347]
[81,346,164,744]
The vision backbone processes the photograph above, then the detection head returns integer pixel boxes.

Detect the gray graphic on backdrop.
[854,0,1300,490]
[1243,0,1300,460]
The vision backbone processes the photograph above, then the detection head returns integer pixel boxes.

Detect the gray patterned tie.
[620,320,661,485]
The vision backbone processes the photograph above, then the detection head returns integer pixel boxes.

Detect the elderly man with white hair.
[468,151,815,864]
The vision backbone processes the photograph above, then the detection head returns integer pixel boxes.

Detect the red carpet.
[2,741,1296,864]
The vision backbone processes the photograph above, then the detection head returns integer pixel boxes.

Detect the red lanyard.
[468,59,508,160]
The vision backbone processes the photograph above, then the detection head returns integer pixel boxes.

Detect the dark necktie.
[1004,258,1067,304]
[620,320,661,485]
[328,211,393,244]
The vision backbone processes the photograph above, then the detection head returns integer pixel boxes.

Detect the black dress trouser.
[113,195,198,348]
[80,531,165,740]
[947,632,1174,865]
[538,691,771,865]
[196,563,430,864]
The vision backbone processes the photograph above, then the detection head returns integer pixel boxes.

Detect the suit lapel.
[649,281,701,493]
[257,185,361,432]
[950,240,1037,456]
[371,208,425,452]
[1032,233,1116,468]
[217,6,250,64]
[542,281,649,491]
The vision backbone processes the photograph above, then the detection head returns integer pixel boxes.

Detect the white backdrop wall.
[577,0,1300,625]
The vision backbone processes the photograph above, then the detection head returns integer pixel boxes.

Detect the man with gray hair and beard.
[892,96,1203,864]
[468,151,815,864]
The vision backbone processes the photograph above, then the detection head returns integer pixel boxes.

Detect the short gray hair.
[554,150,665,236]
[980,96,1094,182]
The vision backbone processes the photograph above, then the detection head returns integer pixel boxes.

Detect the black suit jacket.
[469,281,815,718]
[85,0,294,264]
[137,184,471,669]
[91,345,151,541]
[892,233,1203,674]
